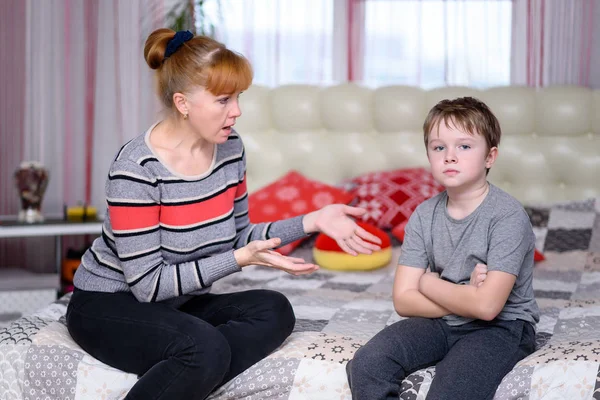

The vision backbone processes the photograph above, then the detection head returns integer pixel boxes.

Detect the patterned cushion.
[248,170,355,255]
[347,168,444,229]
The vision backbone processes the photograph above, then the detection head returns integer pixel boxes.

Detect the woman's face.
[182,87,242,144]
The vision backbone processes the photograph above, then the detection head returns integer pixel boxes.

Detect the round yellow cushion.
[312,222,392,271]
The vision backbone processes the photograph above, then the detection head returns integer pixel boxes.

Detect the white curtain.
[511,0,596,87]
[205,0,336,86]
[359,0,513,88]
[91,1,161,205]
[208,0,513,88]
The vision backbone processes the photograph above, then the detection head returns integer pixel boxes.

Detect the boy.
[346,97,539,400]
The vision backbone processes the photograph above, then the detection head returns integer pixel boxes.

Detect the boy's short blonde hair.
[423,97,501,151]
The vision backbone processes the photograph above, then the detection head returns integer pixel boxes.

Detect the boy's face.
[426,121,497,191]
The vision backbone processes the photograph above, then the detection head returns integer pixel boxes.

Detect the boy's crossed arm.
[393,264,450,318]
[393,263,516,321]
[419,268,516,321]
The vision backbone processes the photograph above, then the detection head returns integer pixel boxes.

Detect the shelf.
[0,268,60,291]
[0,218,103,238]
[0,217,103,294]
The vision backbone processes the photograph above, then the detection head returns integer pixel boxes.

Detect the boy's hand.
[470,263,488,287]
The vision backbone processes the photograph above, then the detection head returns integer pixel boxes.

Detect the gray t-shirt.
[398,183,540,327]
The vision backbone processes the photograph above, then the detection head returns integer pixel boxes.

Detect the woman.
[66,29,380,400]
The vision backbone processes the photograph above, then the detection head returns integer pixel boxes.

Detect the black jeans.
[346,317,535,400]
[66,288,295,400]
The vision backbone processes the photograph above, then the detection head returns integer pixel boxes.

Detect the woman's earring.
[183,113,188,120]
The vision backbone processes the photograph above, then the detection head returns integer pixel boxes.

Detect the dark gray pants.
[346,317,535,400]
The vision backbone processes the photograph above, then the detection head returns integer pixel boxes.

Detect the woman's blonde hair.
[143,28,253,109]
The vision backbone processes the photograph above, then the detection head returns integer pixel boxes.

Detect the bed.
[1,84,599,399]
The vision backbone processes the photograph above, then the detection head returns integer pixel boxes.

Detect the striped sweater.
[73,124,307,305]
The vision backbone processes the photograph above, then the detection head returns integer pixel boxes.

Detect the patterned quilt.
[1,198,598,400]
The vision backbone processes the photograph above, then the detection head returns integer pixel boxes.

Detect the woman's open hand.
[304,204,382,256]
[234,238,319,275]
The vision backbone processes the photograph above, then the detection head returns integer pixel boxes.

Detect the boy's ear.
[485,147,498,168]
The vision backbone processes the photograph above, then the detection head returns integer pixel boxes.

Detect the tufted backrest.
[236,84,600,204]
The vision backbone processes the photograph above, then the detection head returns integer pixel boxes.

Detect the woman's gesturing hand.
[305,204,382,256]
[234,238,319,275]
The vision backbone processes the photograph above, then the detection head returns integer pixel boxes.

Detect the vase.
[14,161,49,223]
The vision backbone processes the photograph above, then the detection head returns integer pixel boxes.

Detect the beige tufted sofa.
[237,84,600,205]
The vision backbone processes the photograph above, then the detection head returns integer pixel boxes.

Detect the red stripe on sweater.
[110,205,160,231]
[160,186,238,226]
[235,175,247,198]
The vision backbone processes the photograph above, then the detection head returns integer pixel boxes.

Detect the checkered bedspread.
[1,198,598,400]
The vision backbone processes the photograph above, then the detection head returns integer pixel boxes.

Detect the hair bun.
[144,28,176,70]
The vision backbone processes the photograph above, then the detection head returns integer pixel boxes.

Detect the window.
[200,0,513,88]
[363,0,512,88]
[202,0,335,86]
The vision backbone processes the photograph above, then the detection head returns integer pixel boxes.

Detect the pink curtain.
[0,0,26,217]
[348,0,365,82]
[511,0,596,87]
[0,0,27,269]
[592,5,600,89]
[0,0,163,272]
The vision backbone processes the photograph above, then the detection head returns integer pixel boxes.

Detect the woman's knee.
[257,290,295,337]
[247,290,295,327]
[180,323,232,373]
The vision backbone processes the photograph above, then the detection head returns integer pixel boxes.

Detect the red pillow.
[348,168,444,229]
[392,221,547,263]
[248,170,355,255]
[391,219,409,242]
[534,249,545,262]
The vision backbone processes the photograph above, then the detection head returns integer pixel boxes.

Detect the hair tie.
[164,30,194,59]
